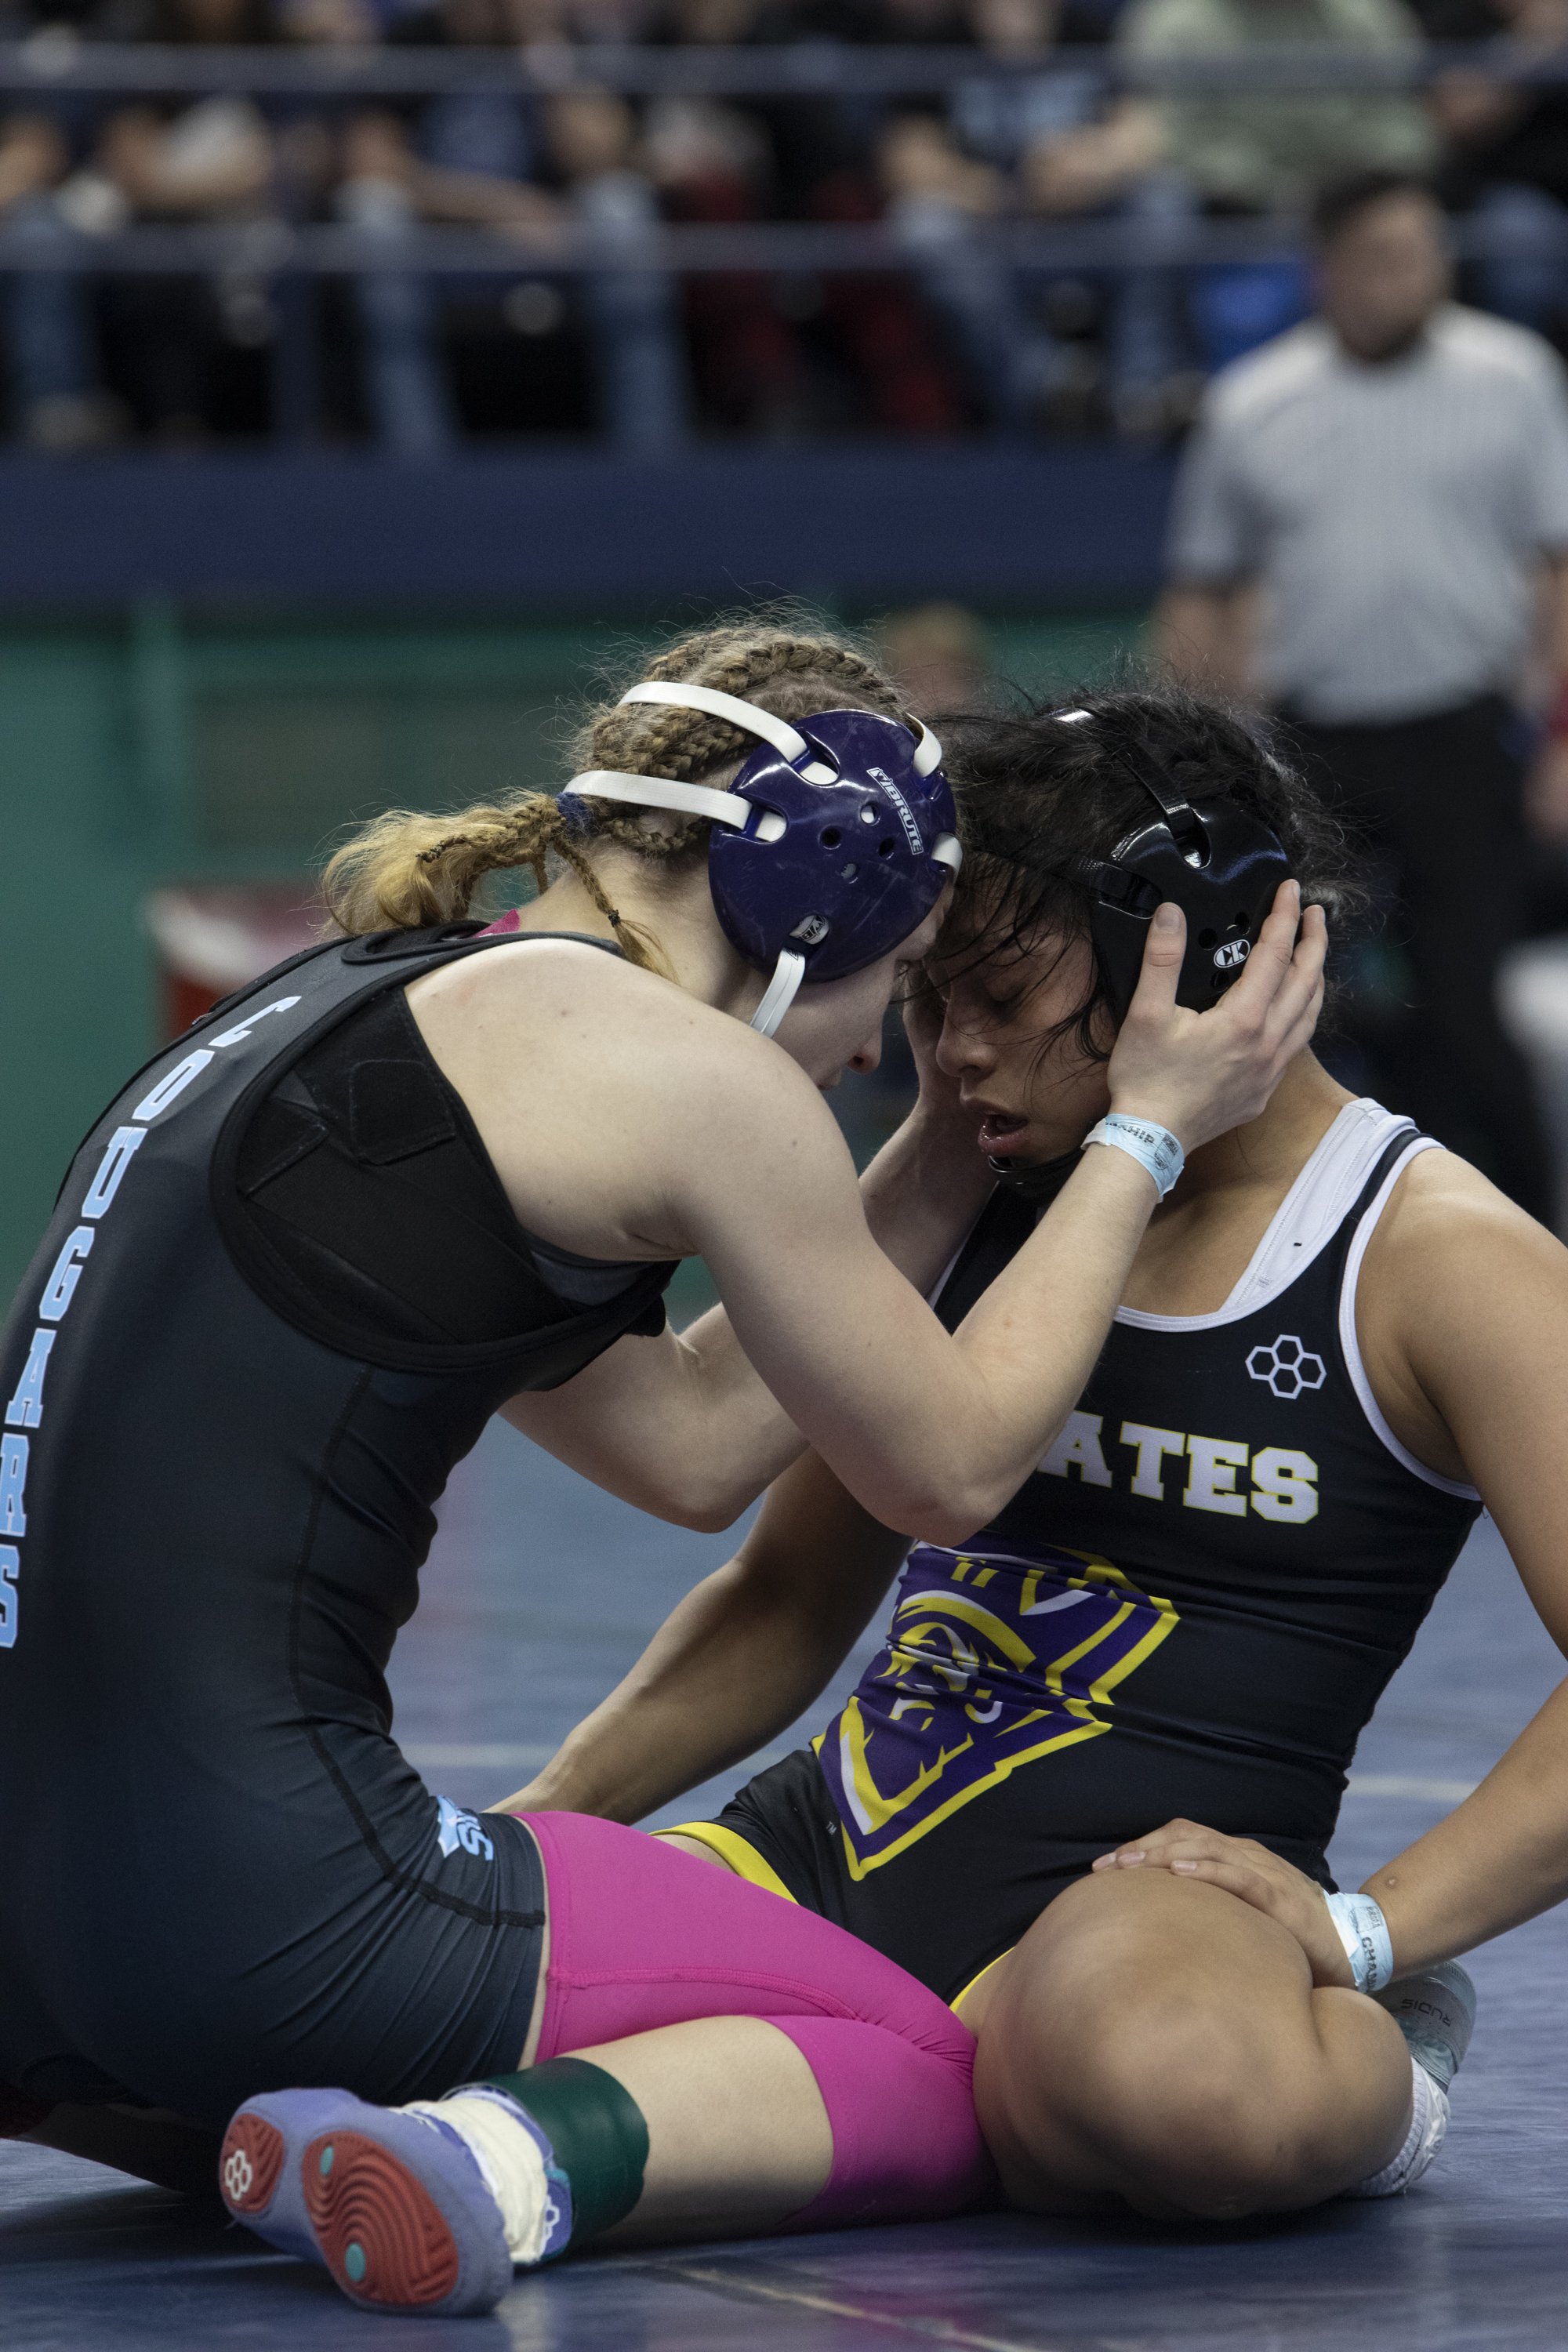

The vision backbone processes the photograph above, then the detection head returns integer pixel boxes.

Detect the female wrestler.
[0,628,1323,2317]
[518,682,1568,2232]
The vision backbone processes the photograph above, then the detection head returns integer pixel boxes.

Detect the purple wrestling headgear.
[563,681,962,1037]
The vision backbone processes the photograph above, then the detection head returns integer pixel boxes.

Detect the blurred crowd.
[0,0,1563,447]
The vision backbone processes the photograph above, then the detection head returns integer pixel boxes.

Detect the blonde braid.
[318,790,680,975]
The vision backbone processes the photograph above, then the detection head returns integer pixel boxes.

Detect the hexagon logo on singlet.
[814,1543,1178,1878]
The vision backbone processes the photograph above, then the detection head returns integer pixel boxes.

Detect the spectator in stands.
[1429,0,1568,345]
[644,96,810,433]
[947,0,1116,423]
[336,106,564,452]
[878,109,1041,426]
[724,0,971,430]
[1021,0,1436,430]
[0,112,116,447]
[1158,169,1568,1219]
[335,0,564,454]
[545,89,691,447]
[874,0,1112,428]
[88,0,278,437]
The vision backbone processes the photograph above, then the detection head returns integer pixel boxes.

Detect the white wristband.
[1082,1114,1185,1201]
[1323,1890,1395,1993]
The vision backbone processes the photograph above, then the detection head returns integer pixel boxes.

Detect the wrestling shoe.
[1345,1962,1475,2200]
[219,2085,559,2316]
[1374,1958,1475,2093]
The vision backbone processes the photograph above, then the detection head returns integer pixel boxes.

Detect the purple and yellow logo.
[815,1541,1178,1878]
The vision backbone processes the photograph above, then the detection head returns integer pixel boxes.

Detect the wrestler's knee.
[1081,1998,1321,2217]
[975,1879,1330,2220]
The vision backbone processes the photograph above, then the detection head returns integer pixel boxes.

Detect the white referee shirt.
[1165,304,1568,725]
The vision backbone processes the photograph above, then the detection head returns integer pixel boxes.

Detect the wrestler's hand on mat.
[1106,881,1327,1153]
[1091,1818,1355,1990]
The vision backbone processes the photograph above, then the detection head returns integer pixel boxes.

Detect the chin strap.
[750,950,807,1039]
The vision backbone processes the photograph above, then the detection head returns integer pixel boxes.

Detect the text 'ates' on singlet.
[715,1100,1482,2002]
[0,924,679,2122]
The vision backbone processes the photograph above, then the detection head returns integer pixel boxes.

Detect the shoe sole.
[302,2128,463,2310]
[219,2111,289,2225]
[220,2086,512,2315]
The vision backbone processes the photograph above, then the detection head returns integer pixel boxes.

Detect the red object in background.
[669,170,810,432]
[144,884,323,1040]
[811,169,970,437]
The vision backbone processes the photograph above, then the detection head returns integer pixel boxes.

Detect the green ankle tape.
[484,2058,650,2244]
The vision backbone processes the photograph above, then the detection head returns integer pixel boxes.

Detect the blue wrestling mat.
[5,1424,1563,2351]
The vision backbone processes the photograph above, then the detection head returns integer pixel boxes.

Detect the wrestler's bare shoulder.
[406,932,793,1091]
[1359,1143,1568,1413]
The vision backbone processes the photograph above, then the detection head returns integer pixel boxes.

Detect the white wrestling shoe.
[220,2083,571,2316]
[1345,1961,1475,2199]
[1373,1958,1475,2093]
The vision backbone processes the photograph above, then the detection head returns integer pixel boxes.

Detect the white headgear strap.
[565,770,753,829]
[618,681,838,783]
[750,950,808,1039]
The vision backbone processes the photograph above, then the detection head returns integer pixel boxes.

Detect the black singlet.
[0,924,676,2123]
[712,1102,1483,2002]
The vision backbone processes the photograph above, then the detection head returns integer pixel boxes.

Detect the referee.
[1159,169,1568,1224]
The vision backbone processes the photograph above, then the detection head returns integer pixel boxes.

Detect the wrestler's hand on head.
[1091,1818,1355,1990]
[1107,881,1327,1154]
[902,967,970,1138]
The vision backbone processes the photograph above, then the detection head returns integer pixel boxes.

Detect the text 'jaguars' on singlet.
[717,1100,1482,2000]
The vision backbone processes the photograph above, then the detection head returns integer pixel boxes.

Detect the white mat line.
[1345,1772,1478,1802]
[657,2264,1053,2352]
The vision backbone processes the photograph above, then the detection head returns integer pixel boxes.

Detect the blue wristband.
[1323,1890,1395,1993]
[1081,1114,1185,1201]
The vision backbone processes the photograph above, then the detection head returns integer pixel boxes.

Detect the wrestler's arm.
[494,1454,906,1819]
[495,892,1323,1540]
[1091,1153,1568,1983]
[499,1019,993,1534]
[1346,1156,1568,1971]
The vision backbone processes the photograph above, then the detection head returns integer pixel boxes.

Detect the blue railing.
[0,32,1563,94]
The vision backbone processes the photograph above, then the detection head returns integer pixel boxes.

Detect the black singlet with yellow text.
[716,1110,1482,2001]
[0,924,675,2124]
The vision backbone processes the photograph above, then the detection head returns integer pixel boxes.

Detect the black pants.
[1287,694,1556,1227]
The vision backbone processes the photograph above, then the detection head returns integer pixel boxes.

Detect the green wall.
[0,601,1148,1299]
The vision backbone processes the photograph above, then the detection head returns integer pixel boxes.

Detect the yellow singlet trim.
[951,1947,1014,2020]
[655,1821,798,1901]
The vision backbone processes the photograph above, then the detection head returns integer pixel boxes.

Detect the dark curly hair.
[936,682,1363,1062]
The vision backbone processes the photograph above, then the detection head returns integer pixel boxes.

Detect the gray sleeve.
[1523,358,1568,554]
[1163,410,1262,585]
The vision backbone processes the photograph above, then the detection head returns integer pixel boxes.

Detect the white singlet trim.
[1115,1097,1415,1335]
[1338,1137,1480,1500]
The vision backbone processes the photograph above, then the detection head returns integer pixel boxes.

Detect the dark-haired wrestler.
[519,682,1568,2223]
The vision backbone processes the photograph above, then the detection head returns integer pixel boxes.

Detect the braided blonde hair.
[321,619,909,975]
